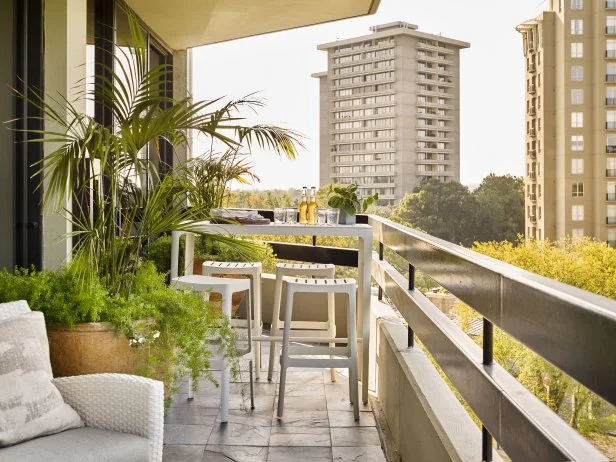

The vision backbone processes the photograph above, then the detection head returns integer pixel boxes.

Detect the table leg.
[254,272,262,379]
[221,288,232,423]
[358,233,371,404]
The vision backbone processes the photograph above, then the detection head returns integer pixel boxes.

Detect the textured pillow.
[0,311,83,447]
[0,300,31,322]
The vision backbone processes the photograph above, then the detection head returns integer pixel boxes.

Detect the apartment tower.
[517,0,616,246]
[314,22,469,205]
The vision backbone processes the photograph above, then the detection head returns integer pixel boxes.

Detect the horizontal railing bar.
[369,215,616,407]
[372,254,607,462]
[264,241,358,268]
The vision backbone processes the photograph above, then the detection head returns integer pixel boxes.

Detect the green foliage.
[326,184,378,216]
[175,150,260,214]
[392,176,525,246]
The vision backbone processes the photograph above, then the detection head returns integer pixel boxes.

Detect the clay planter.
[46,322,152,377]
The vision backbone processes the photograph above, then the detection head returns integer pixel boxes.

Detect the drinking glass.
[326,208,340,225]
[285,208,298,224]
[274,208,286,224]
[316,208,327,225]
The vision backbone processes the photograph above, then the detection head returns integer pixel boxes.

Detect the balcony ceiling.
[124,0,381,50]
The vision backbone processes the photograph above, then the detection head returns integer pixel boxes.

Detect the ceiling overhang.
[124,0,381,50]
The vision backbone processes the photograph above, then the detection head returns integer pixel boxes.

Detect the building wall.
[0,0,15,270]
[315,24,468,205]
[520,2,616,246]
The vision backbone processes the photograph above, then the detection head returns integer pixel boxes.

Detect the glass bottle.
[298,186,308,224]
[307,186,317,224]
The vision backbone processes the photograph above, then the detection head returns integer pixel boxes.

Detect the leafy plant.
[175,150,260,214]
[327,184,378,216]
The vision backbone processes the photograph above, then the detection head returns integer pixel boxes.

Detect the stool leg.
[268,270,283,381]
[347,289,359,421]
[277,286,294,418]
[254,272,262,380]
[249,360,255,410]
[221,288,232,423]
[328,291,336,383]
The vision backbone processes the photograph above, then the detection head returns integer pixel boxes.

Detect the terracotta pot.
[46,322,173,396]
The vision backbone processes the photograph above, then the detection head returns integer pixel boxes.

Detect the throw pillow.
[0,311,83,447]
[0,300,31,322]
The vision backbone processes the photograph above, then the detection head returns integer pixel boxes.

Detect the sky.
[190,0,548,190]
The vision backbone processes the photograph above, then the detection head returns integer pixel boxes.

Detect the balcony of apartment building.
[607,122,616,129]
[528,84,536,94]
[607,216,616,224]
[529,127,537,137]
[609,239,616,248]
[527,62,536,73]
[607,26,616,35]
[606,97,616,106]
[528,106,537,116]
[607,193,616,201]
[529,171,537,181]
[607,50,616,58]
[528,148,537,159]
[607,73,616,82]
[606,145,616,153]
[608,0,616,7]
[528,213,537,223]
[607,168,616,177]
[529,192,537,201]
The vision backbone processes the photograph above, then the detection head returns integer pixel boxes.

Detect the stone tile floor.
[163,344,386,462]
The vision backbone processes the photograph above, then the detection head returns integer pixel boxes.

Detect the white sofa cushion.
[0,300,31,322]
[0,311,83,447]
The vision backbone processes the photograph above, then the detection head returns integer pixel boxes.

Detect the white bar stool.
[267,263,336,382]
[276,277,359,421]
[201,261,263,379]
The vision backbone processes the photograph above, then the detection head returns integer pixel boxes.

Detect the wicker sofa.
[0,302,164,462]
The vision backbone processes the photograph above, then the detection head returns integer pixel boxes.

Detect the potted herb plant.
[326,184,379,225]
[7,9,301,396]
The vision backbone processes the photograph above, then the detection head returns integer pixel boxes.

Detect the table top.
[187,221,373,238]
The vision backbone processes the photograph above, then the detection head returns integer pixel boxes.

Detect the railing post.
[482,318,494,461]
[378,242,384,301]
[408,263,415,348]
[312,235,317,247]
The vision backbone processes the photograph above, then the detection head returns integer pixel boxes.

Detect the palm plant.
[11,9,302,295]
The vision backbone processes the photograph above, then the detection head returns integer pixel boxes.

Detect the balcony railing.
[369,215,616,461]
[528,149,537,159]
[607,122,616,129]
[529,193,537,201]
[607,169,616,177]
[607,193,616,201]
[606,98,616,106]
[607,216,616,224]
[529,171,537,180]
[607,74,616,82]
[607,26,616,34]
[609,0,616,7]
[529,106,537,116]
[529,128,537,137]
[608,240,616,248]
[527,63,536,72]
[528,84,536,94]
[607,50,616,58]
[607,145,616,153]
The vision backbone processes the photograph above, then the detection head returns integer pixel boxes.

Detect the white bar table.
[173,221,373,404]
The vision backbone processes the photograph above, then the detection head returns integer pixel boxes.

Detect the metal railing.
[607,73,616,82]
[369,215,616,462]
[607,50,616,58]
[607,145,616,153]
[607,168,616,177]
[606,97,616,105]
[607,122,616,129]
[608,216,616,224]
[608,0,616,7]
[607,26,616,34]
[608,193,616,201]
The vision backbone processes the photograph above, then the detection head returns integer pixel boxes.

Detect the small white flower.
[152,331,160,339]
[138,337,145,344]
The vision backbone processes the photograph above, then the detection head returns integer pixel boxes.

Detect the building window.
[571,19,583,35]
[608,16,616,33]
[572,205,584,221]
[571,228,584,238]
[571,135,584,151]
[571,0,583,8]
[572,182,584,197]
[571,89,583,104]
[609,111,616,129]
[571,42,583,58]
[571,112,584,128]
[571,65,584,81]
[572,158,584,174]
[608,40,616,58]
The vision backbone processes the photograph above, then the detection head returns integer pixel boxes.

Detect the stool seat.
[172,275,251,293]
[282,276,356,293]
[202,261,262,275]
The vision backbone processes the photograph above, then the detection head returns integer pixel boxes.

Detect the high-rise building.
[517,0,616,247]
[313,22,469,205]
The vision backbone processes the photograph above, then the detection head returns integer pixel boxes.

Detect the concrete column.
[42,0,87,269]
[173,48,191,164]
